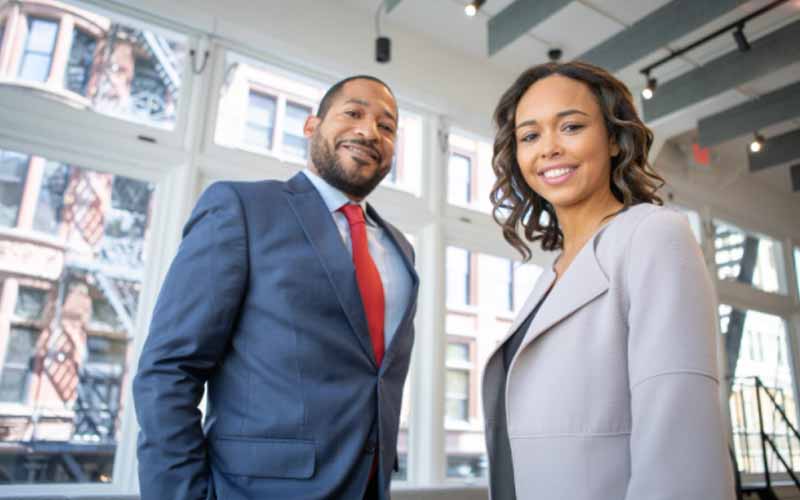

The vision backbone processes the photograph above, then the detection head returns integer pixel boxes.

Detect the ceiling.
[341,0,800,194]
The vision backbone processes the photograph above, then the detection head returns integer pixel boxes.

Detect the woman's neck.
[556,190,624,259]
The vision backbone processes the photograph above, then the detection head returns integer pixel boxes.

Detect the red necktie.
[339,204,386,367]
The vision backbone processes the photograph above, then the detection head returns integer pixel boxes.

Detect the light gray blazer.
[482,204,735,500]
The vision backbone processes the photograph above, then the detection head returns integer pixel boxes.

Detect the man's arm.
[133,182,248,500]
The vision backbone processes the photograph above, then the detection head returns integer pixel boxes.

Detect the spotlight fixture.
[641,75,657,100]
[733,24,750,52]
[465,0,486,17]
[749,133,764,153]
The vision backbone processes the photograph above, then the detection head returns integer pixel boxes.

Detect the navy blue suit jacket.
[133,173,419,500]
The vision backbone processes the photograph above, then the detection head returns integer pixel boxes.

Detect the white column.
[407,115,448,485]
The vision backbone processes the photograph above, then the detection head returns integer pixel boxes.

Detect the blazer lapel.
[365,203,420,367]
[283,173,376,367]
[517,234,610,354]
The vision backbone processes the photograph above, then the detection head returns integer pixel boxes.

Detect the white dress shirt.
[302,169,412,349]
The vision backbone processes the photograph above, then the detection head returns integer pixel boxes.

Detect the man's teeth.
[543,167,574,179]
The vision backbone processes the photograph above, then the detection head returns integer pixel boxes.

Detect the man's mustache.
[335,139,382,162]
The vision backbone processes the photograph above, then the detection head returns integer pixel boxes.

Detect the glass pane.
[33,160,70,234]
[448,153,471,206]
[0,327,39,403]
[447,343,470,363]
[3,3,188,129]
[0,146,156,484]
[714,220,787,294]
[26,18,59,53]
[65,29,96,95]
[448,132,493,212]
[382,111,422,195]
[724,306,798,475]
[0,149,30,227]
[444,248,542,482]
[283,101,310,159]
[446,246,470,307]
[18,52,53,82]
[244,92,277,150]
[14,287,47,320]
[794,247,800,298]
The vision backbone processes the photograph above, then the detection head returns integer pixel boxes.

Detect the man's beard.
[309,131,390,199]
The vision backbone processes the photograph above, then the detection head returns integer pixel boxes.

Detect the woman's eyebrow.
[515,109,590,130]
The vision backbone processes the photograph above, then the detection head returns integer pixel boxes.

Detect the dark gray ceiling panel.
[642,20,800,122]
[577,0,747,73]
[698,81,800,147]
[488,0,572,56]
[749,129,800,172]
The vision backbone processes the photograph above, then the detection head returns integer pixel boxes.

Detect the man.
[133,75,419,500]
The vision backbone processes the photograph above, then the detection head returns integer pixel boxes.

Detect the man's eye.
[380,124,395,133]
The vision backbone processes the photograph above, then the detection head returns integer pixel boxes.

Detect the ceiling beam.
[385,0,403,13]
[748,129,800,172]
[791,164,800,192]
[578,0,748,73]
[488,0,571,56]
[698,81,800,147]
[642,19,800,122]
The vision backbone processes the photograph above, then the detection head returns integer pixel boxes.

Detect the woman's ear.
[609,136,620,157]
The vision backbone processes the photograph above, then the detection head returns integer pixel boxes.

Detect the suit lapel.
[284,173,376,367]
[517,234,609,353]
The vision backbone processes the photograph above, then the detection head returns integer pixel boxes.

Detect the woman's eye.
[345,110,359,118]
[520,132,538,143]
[563,123,585,132]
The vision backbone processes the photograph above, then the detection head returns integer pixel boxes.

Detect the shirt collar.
[302,168,372,221]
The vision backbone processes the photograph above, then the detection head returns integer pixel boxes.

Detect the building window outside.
[714,220,787,295]
[65,28,96,95]
[33,160,70,235]
[283,101,311,159]
[17,17,59,83]
[0,326,40,403]
[244,91,277,151]
[0,149,30,228]
[723,305,797,474]
[446,247,472,308]
[445,341,471,422]
[448,152,472,206]
[447,132,493,213]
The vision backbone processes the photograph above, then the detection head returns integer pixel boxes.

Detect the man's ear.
[304,115,321,138]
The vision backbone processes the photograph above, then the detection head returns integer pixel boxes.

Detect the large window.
[0,2,189,129]
[724,306,797,474]
[794,247,800,299]
[0,146,156,485]
[714,220,787,295]
[444,246,542,481]
[17,17,58,83]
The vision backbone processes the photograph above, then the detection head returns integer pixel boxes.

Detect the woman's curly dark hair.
[490,61,665,260]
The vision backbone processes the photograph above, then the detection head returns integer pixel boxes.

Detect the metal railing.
[731,376,800,493]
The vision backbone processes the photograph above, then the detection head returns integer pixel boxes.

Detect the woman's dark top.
[494,289,551,500]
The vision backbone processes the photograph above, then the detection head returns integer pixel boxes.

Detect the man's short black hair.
[316,75,395,120]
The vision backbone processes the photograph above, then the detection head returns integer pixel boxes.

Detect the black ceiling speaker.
[548,48,563,62]
[376,36,391,63]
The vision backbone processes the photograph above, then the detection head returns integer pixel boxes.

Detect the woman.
[482,62,735,500]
